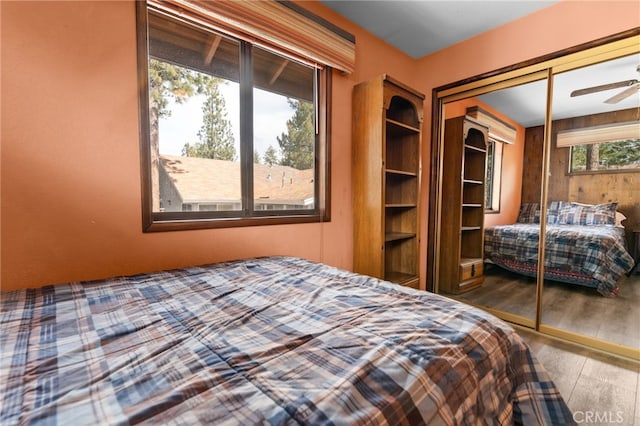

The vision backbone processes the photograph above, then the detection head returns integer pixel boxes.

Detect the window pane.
[148,11,241,213]
[253,47,316,211]
[570,139,640,173]
[484,139,503,212]
[485,140,495,207]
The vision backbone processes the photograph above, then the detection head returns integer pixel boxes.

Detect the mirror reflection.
[441,79,547,324]
[541,53,640,349]
[437,52,639,352]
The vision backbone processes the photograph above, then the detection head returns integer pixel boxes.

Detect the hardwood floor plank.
[461,266,640,350]
[535,347,586,400]
[516,328,640,425]
[580,356,639,392]
[460,267,640,422]
[568,375,636,426]
[517,329,587,399]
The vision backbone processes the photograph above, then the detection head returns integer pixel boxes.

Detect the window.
[137,3,330,231]
[557,121,640,174]
[464,106,511,213]
[569,139,640,173]
[485,139,503,212]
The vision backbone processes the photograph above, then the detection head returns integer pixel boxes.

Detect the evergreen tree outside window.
[569,138,640,173]
[182,76,237,161]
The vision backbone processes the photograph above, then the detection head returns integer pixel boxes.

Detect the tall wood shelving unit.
[439,116,489,294]
[353,75,424,289]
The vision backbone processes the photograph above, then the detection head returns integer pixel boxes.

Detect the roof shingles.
[161,155,314,204]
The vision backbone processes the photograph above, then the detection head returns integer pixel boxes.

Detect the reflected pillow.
[517,201,568,224]
[546,201,568,224]
[557,202,618,225]
[517,203,540,223]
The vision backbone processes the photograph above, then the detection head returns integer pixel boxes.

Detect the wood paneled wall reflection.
[522,108,639,228]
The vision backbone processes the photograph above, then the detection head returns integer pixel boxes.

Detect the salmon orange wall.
[1,0,638,291]
[0,0,418,291]
[444,99,525,227]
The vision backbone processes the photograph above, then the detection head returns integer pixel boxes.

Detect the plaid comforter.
[1,256,573,425]
[485,224,634,297]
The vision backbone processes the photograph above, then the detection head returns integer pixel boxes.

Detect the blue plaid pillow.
[546,201,568,224]
[517,203,540,223]
[557,202,618,225]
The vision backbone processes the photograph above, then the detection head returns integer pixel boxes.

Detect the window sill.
[144,213,329,232]
[566,168,640,176]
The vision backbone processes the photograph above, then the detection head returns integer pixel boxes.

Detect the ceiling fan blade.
[570,79,639,97]
[604,83,640,104]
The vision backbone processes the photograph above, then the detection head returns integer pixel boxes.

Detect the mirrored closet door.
[540,53,640,353]
[438,76,548,328]
[429,32,640,360]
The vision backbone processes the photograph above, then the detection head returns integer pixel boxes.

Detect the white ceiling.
[321,0,639,128]
[477,53,640,127]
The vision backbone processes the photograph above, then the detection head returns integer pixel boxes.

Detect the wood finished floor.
[455,265,640,349]
[451,266,640,424]
[516,328,640,425]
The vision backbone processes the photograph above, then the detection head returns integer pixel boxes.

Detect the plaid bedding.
[1,256,573,425]
[485,224,634,297]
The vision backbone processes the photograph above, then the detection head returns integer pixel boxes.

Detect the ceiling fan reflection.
[570,64,640,104]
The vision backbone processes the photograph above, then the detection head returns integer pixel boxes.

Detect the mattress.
[1,256,573,425]
[484,224,634,297]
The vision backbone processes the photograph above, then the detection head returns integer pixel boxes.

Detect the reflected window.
[567,134,640,173]
[485,139,503,212]
[558,121,640,173]
[554,53,640,175]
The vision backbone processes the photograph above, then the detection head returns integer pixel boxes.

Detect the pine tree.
[148,59,203,210]
[277,99,314,170]
[264,145,279,166]
[182,76,236,161]
[572,139,640,171]
[599,139,640,167]
[586,144,600,170]
[571,145,587,171]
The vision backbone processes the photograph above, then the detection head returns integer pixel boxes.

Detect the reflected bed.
[484,202,634,297]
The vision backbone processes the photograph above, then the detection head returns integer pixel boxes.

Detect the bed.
[484,202,634,297]
[1,256,573,425]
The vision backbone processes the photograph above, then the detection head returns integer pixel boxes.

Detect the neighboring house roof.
[160,155,314,204]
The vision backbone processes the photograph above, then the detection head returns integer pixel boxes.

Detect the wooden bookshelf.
[353,75,424,289]
[439,116,489,294]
